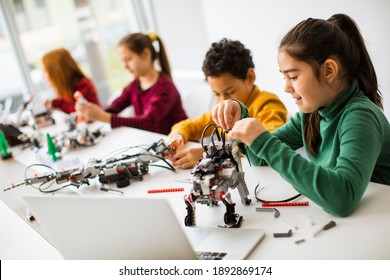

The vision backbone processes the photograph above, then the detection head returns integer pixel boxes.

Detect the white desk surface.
[1,119,390,260]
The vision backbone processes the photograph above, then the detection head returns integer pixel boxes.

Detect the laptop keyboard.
[196,251,227,260]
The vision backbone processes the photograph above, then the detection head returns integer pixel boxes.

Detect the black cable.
[254,183,302,203]
[200,123,218,156]
[221,130,227,148]
[138,153,175,172]
[211,127,217,151]
[149,163,175,171]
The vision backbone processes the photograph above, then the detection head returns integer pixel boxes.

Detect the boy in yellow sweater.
[169,38,287,169]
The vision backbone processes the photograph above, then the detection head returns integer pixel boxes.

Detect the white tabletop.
[1,120,390,260]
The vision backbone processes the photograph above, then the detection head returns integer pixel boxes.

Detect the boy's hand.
[212,99,242,130]
[172,146,204,169]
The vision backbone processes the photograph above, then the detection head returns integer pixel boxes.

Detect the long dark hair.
[118,32,172,78]
[279,14,383,155]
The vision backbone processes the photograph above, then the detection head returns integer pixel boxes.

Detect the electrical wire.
[24,163,79,193]
[254,183,302,203]
[22,139,176,193]
[200,123,217,156]
[137,153,175,172]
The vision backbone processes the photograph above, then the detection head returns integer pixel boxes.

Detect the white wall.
[153,0,390,119]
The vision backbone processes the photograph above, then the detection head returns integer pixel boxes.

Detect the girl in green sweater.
[212,14,390,217]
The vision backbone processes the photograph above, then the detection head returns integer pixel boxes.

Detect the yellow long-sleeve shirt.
[169,85,287,142]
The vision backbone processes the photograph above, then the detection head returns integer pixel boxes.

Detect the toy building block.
[0,130,12,159]
[273,229,293,238]
[46,133,59,161]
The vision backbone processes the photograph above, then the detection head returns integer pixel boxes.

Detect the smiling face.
[207,70,255,103]
[277,50,335,113]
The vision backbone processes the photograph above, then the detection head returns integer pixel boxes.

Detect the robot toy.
[50,113,106,151]
[184,124,251,228]
[14,96,55,129]
[53,126,106,151]
[4,138,179,192]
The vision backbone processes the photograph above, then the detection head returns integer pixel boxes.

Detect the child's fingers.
[223,101,236,130]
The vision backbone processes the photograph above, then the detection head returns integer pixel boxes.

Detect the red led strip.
[262,201,309,207]
[147,188,184,194]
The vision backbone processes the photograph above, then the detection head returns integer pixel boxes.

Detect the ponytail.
[118,32,172,79]
[280,14,383,155]
[328,14,382,109]
[150,34,172,79]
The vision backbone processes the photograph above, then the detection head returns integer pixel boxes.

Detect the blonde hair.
[41,48,86,101]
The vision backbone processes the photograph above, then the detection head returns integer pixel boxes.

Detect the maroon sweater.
[105,73,187,135]
[52,77,100,114]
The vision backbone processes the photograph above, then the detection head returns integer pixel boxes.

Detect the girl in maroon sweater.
[41,48,100,114]
[76,32,187,135]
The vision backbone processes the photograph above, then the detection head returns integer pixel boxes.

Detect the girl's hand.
[44,99,52,110]
[172,146,204,169]
[228,118,266,146]
[75,102,111,123]
[212,99,242,131]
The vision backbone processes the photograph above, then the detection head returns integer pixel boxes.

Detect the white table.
[1,124,390,260]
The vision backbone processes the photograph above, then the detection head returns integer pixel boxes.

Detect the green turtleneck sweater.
[241,80,390,217]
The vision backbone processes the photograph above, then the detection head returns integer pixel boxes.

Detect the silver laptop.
[23,195,265,260]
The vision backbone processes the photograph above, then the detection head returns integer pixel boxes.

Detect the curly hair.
[202,38,254,80]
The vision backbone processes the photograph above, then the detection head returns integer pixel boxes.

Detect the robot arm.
[4,138,178,192]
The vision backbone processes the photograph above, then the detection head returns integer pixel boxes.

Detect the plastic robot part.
[174,178,192,184]
[144,138,181,160]
[4,138,178,192]
[312,220,336,237]
[255,207,280,218]
[295,239,306,244]
[184,124,251,228]
[100,187,124,195]
[273,229,293,238]
[262,201,309,207]
[255,207,274,212]
[25,207,34,221]
[52,126,106,152]
[147,188,184,193]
